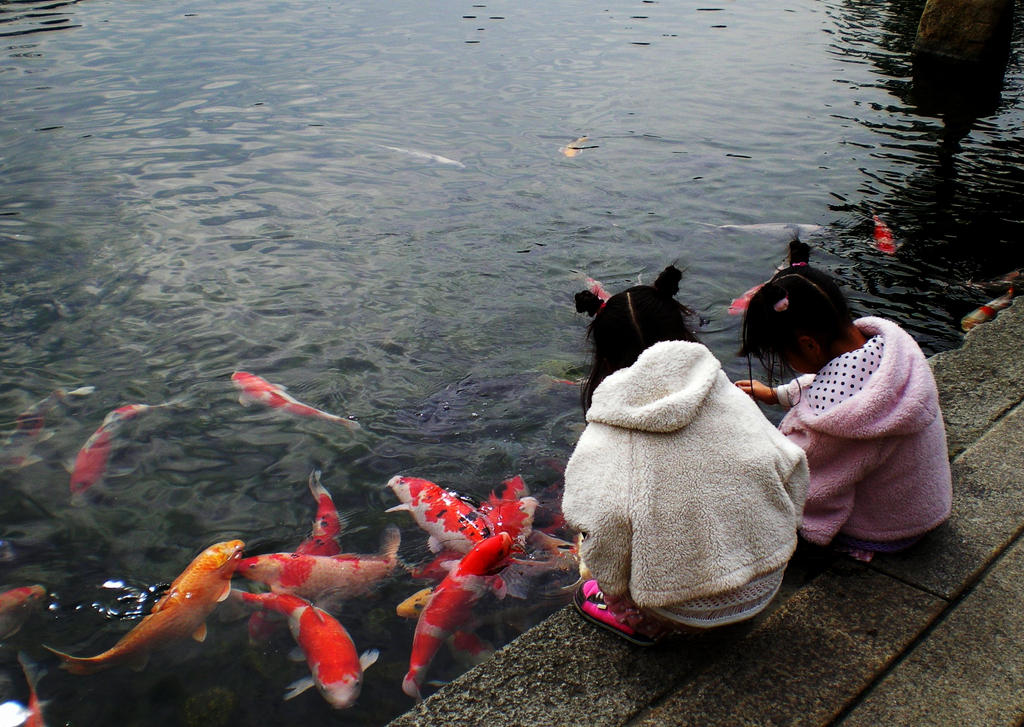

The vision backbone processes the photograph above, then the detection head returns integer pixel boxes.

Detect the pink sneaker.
[573,581,656,646]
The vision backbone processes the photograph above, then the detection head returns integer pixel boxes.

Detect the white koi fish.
[0,387,94,470]
[379,145,465,168]
[231,372,359,431]
[708,222,824,237]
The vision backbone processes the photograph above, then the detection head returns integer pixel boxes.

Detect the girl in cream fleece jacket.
[563,266,808,643]
[737,242,952,561]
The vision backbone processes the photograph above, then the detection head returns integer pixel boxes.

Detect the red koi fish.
[402,532,513,700]
[872,214,898,254]
[728,281,766,315]
[1,386,94,470]
[386,476,492,554]
[0,584,46,639]
[239,591,378,709]
[69,402,170,496]
[237,526,400,606]
[46,540,244,674]
[962,286,1015,332]
[479,476,538,547]
[585,276,611,302]
[295,470,343,556]
[231,372,359,431]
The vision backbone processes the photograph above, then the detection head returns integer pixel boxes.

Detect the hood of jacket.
[781,316,940,440]
[586,340,723,433]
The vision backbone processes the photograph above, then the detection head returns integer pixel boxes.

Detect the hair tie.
[773,295,790,312]
[790,262,807,267]
[597,300,607,313]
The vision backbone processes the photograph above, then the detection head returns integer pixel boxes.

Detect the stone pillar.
[914,0,1014,64]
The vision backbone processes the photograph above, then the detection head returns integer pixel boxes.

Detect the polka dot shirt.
[804,335,884,415]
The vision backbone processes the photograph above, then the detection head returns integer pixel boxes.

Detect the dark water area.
[1,0,1023,723]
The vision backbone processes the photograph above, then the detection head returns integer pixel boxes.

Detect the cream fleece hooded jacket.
[561,340,809,607]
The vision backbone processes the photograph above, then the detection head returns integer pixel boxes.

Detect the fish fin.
[17,651,45,690]
[359,649,380,671]
[427,535,442,553]
[379,525,401,561]
[284,676,315,700]
[192,623,207,642]
[385,504,410,513]
[287,646,306,663]
[66,386,96,396]
[338,417,361,432]
[216,582,232,602]
[14,454,44,468]
[126,650,150,672]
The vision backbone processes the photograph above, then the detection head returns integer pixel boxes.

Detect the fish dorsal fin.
[359,649,380,671]
[284,676,315,700]
[192,622,207,642]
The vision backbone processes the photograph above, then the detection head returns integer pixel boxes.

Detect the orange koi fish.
[402,532,513,700]
[0,387,93,470]
[237,526,400,606]
[295,470,343,556]
[872,214,898,254]
[239,592,378,709]
[69,402,171,496]
[0,585,46,639]
[559,136,596,158]
[961,287,1015,332]
[17,652,47,727]
[386,476,492,554]
[231,372,360,431]
[45,540,244,674]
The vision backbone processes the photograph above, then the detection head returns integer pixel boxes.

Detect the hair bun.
[653,265,682,297]
[574,290,604,316]
[788,239,811,266]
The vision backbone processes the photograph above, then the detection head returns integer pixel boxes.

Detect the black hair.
[740,240,853,383]
[574,265,698,412]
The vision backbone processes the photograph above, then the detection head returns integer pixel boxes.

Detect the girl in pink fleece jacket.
[736,242,952,561]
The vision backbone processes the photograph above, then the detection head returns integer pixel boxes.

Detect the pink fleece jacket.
[777,317,952,545]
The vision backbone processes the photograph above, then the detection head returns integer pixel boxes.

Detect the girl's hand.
[735,380,778,405]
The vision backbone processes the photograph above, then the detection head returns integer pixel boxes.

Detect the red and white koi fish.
[237,526,400,606]
[728,281,765,316]
[231,372,359,431]
[586,276,611,302]
[239,591,378,709]
[402,532,513,700]
[69,402,172,496]
[478,475,538,547]
[872,214,898,254]
[386,476,492,554]
[0,387,94,470]
[295,470,343,556]
[0,585,46,640]
[45,540,244,674]
[17,652,47,727]
[962,286,1015,332]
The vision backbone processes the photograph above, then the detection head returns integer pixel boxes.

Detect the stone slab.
[626,562,944,727]
[914,0,1014,63]
[929,299,1024,457]
[868,399,1024,600]
[838,536,1024,727]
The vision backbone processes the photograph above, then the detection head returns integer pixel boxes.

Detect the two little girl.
[562,245,952,644]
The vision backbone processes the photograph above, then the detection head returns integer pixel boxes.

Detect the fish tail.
[43,645,106,675]
[379,525,402,564]
[307,469,328,498]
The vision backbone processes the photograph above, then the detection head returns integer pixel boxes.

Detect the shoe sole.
[572,587,656,647]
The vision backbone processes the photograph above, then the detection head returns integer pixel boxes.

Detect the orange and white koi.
[961,286,1015,332]
[237,526,400,606]
[69,402,170,496]
[239,592,378,709]
[231,372,359,431]
[386,476,492,554]
[872,214,898,254]
[0,387,93,470]
[402,533,513,700]
[295,470,343,557]
[45,540,244,674]
[560,136,596,158]
[0,584,46,640]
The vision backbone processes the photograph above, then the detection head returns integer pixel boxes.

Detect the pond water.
[1,0,1023,723]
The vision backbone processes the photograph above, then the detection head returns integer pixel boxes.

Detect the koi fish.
[386,476,492,554]
[478,476,538,547]
[238,592,378,709]
[231,372,360,431]
[586,277,611,302]
[0,585,46,640]
[559,136,596,158]
[872,214,898,254]
[396,587,434,619]
[728,281,765,315]
[17,652,46,727]
[69,402,172,496]
[45,540,244,674]
[704,222,824,237]
[402,532,513,701]
[295,470,343,556]
[0,387,94,470]
[237,526,400,606]
[379,145,466,168]
[962,287,1015,332]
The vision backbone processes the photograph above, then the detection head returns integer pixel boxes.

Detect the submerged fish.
[396,587,434,619]
[379,145,465,168]
[728,281,766,316]
[295,470,343,557]
[231,372,359,431]
[0,387,94,470]
[872,214,898,254]
[16,652,46,727]
[402,533,513,701]
[559,136,596,158]
[961,287,1015,332]
[0,585,46,640]
[239,591,378,709]
[45,540,244,674]
[386,476,492,554]
[710,222,824,237]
